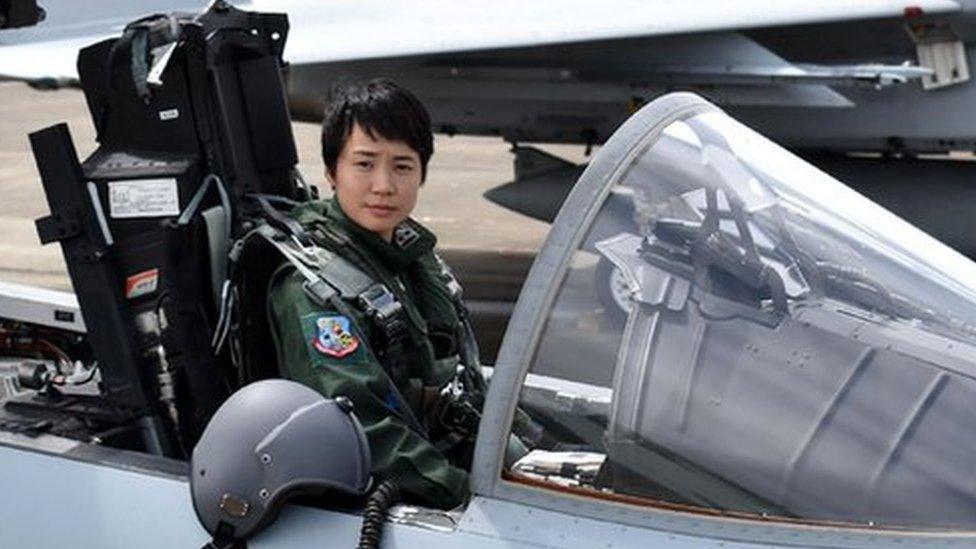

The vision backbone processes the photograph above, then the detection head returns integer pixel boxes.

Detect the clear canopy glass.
[510,105,976,530]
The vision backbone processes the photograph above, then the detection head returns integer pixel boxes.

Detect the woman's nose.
[370,168,395,194]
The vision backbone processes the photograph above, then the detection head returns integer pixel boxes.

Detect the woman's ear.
[325,169,336,190]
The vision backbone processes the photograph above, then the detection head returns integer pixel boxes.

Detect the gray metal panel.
[470,483,976,548]
[0,443,210,548]
[731,41,976,153]
[0,280,84,332]
[0,441,538,548]
[458,496,780,549]
[254,501,532,549]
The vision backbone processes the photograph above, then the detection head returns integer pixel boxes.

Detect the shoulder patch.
[310,315,360,358]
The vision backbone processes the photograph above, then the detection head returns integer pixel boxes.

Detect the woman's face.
[330,123,422,241]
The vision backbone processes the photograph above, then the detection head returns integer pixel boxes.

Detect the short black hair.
[321,79,434,182]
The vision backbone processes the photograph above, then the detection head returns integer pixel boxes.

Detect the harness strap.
[305,223,431,338]
[248,194,312,247]
[249,224,336,304]
[235,223,426,435]
[320,254,374,298]
[434,255,482,372]
[255,226,410,351]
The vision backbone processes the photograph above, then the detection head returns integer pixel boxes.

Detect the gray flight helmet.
[190,379,371,540]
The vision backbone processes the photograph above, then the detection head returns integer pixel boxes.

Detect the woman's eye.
[395,164,414,172]
[356,161,372,169]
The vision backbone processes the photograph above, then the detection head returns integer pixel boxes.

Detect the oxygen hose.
[356,480,401,549]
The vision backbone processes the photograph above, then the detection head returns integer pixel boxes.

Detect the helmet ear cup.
[190,379,371,541]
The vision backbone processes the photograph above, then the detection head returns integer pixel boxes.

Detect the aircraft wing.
[0,0,960,82]
[264,0,960,64]
[0,0,210,83]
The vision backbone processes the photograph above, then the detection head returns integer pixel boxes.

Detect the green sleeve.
[267,268,469,509]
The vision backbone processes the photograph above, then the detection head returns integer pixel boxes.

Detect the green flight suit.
[266,199,484,509]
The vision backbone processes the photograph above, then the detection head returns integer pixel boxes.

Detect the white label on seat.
[108,178,180,218]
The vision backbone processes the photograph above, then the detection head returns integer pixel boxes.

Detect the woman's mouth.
[365,204,396,217]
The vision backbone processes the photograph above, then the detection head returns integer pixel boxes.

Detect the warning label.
[108,179,180,218]
[125,268,159,299]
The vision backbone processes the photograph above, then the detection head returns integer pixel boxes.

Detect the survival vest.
[223,207,481,398]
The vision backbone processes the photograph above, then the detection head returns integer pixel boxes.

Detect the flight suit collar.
[325,199,437,273]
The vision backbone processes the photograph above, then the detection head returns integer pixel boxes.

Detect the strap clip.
[357,283,408,345]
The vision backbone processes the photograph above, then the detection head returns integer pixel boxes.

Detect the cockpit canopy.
[509,93,976,530]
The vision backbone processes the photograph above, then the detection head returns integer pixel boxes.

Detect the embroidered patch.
[393,223,420,249]
[311,315,359,358]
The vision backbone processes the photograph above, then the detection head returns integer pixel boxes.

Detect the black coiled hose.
[356,480,401,549]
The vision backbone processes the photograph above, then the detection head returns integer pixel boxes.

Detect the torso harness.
[224,217,485,440]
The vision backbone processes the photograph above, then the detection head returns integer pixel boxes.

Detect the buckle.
[357,283,408,344]
[358,283,401,320]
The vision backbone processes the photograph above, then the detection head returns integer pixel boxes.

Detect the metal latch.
[906,20,970,90]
